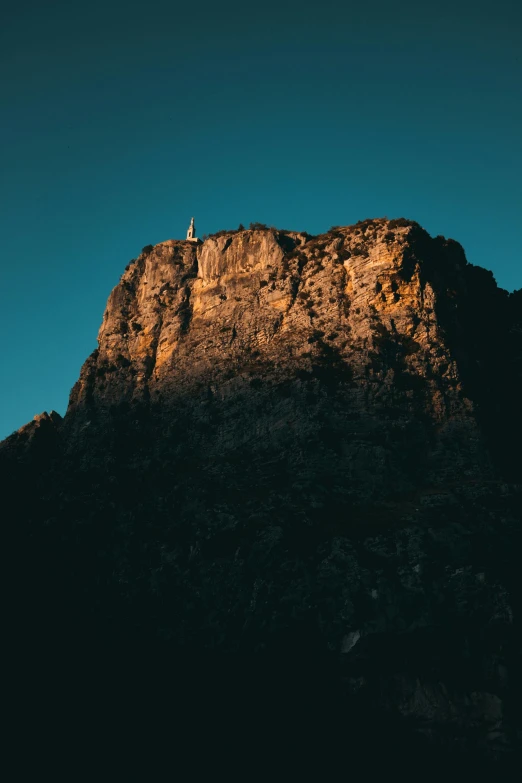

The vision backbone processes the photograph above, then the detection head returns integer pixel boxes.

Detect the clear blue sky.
[1,0,521,439]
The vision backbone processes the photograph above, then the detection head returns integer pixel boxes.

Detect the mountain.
[3,219,522,777]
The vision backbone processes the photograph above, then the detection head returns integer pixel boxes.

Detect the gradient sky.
[1,0,521,439]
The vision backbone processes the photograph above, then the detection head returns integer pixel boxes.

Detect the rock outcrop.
[3,219,522,777]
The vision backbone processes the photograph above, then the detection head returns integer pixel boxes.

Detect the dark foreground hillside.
[3,219,522,777]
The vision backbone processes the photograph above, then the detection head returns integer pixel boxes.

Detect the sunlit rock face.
[2,219,522,773]
[66,220,516,496]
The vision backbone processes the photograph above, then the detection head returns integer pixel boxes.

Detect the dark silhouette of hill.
[3,219,522,777]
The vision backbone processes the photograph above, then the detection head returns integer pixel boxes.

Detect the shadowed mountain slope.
[3,219,522,777]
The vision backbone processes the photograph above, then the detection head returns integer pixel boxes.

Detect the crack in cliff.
[143,318,163,388]
[177,283,194,336]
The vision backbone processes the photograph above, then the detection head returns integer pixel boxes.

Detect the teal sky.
[1,0,521,439]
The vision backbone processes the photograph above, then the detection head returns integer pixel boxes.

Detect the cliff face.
[65,220,518,493]
[3,219,522,775]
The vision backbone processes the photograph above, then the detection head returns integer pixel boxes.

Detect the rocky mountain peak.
[69,220,460,404]
[63,218,520,484]
[2,218,522,774]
